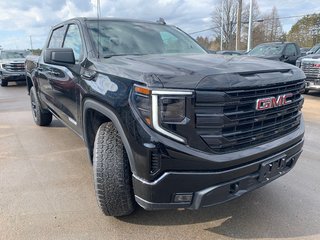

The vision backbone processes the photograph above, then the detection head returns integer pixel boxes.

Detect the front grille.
[301,62,320,79]
[4,62,25,72]
[195,79,304,153]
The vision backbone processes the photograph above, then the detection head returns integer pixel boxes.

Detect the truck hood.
[300,54,320,61]
[97,54,304,90]
[0,58,25,64]
[247,54,281,61]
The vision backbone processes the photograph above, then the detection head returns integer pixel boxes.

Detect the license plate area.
[258,155,287,182]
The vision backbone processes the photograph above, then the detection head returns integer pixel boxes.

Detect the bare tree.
[241,0,263,49]
[210,1,285,50]
[212,0,238,50]
[196,36,211,49]
[242,4,284,47]
[262,6,284,42]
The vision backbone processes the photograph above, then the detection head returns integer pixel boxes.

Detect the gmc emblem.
[256,93,293,111]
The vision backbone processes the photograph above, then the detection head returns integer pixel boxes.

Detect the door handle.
[38,67,43,71]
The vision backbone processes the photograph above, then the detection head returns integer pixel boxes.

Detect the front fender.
[82,99,136,174]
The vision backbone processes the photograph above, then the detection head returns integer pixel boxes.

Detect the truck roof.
[258,42,296,45]
[0,50,28,52]
[52,17,168,28]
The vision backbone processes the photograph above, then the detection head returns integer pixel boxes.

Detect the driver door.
[283,44,298,65]
[39,22,84,134]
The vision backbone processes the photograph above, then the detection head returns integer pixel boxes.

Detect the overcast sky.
[0,0,319,50]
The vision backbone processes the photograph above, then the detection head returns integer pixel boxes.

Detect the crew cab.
[25,18,305,216]
[0,50,30,86]
[247,42,301,65]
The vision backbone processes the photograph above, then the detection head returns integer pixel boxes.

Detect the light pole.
[220,0,224,51]
[247,0,253,52]
[29,35,33,51]
[236,0,242,51]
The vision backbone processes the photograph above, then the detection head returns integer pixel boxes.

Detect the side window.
[63,24,83,61]
[48,26,66,48]
[285,44,296,56]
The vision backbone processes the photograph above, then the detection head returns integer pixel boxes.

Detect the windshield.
[86,20,206,57]
[309,44,320,53]
[248,44,284,56]
[0,51,30,59]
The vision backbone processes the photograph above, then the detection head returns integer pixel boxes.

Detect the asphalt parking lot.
[0,84,319,240]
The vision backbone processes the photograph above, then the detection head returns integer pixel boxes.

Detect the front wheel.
[93,122,136,217]
[30,86,52,126]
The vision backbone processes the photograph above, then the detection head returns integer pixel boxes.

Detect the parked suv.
[247,42,301,65]
[0,50,30,86]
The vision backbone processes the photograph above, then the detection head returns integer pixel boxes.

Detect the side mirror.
[44,48,75,65]
[283,55,289,60]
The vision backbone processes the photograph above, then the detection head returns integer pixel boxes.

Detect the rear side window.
[63,24,83,61]
[285,44,297,56]
[48,26,66,48]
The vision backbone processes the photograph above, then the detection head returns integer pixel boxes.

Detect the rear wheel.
[30,86,52,126]
[93,122,136,217]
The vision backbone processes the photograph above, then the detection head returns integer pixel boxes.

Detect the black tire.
[30,86,52,126]
[93,122,135,217]
[0,79,8,87]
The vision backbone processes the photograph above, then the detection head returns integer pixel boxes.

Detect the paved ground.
[0,83,319,240]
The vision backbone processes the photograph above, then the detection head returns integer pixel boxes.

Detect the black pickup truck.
[25,18,305,216]
[247,42,301,65]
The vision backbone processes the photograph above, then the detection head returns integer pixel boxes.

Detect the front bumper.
[305,79,320,90]
[132,120,304,210]
[0,70,26,82]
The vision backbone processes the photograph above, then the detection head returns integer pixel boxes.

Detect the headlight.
[296,60,301,68]
[132,86,193,143]
[132,86,152,125]
[296,57,303,68]
[159,97,187,124]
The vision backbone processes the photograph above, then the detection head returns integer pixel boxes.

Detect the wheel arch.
[26,72,37,94]
[82,99,136,174]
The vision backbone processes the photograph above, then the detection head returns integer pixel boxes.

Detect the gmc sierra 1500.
[25,18,305,217]
[296,51,320,93]
[0,50,30,87]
